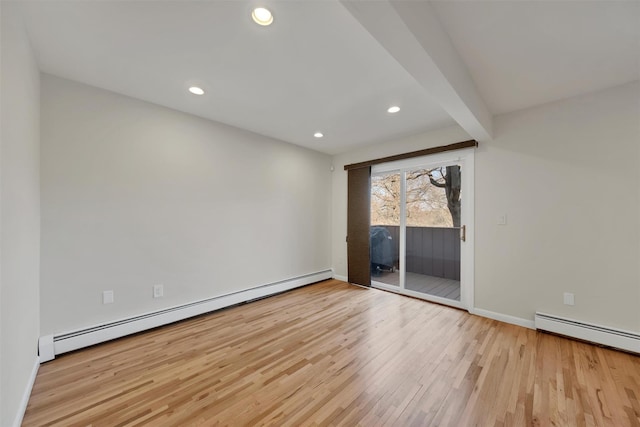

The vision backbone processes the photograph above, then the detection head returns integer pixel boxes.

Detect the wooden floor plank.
[23,280,640,426]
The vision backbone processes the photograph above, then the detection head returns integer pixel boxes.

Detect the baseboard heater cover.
[40,270,332,362]
[535,312,640,354]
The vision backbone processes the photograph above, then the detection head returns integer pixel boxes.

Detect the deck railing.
[373,225,460,281]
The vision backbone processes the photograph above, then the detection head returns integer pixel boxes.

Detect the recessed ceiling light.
[188,86,205,95]
[252,7,273,26]
[387,106,401,113]
[314,132,324,138]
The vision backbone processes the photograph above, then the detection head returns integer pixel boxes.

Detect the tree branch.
[429,177,446,188]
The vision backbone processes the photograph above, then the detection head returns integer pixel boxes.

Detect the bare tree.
[371,173,401,225]
[427,166,461,227]
[371,168,457,227]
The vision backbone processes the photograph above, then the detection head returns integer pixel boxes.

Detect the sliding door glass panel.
[370,172,401,287]
[405,165,461,300]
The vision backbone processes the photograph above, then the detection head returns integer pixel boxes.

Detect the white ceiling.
[431,0,640,115]
[19,1,640,155]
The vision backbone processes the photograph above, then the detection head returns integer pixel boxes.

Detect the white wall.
[0,2,41,426]
[332,82,640,333]
[476,81,639,332]
[41,75,332,335]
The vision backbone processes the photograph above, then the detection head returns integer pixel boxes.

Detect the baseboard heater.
[535,312,640,354]
[39,270,333,362]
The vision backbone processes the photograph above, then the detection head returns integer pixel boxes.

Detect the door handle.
[460,225,466,242]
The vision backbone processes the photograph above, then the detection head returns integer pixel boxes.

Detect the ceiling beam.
[341,0,493,142]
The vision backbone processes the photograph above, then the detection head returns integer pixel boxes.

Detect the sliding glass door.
[370,151,473,309]
[404,165,461,301]
[370,172,401,286]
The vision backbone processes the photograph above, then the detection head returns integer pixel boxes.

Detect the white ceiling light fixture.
[188,86,205,95]
[252,7,273,26]
[387,105,401,113]
[314,132,324,138]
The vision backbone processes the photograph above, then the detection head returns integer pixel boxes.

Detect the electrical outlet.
[103,290,114,304]
[498,214,508,225]
[153,284,164,298]
[563,292,575,306]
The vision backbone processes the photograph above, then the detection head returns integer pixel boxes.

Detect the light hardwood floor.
[24,280,640,426]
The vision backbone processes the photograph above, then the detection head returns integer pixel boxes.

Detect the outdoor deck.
[372,271,460,301]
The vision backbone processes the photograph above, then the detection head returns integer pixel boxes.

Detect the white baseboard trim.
[38,334,55,362]
[333,274,348,282]
[13,356,40,427]
[470,307,535,330]
[43,270,332,358]
[535,312,640,354]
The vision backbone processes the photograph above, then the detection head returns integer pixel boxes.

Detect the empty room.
[1,0,639,426]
